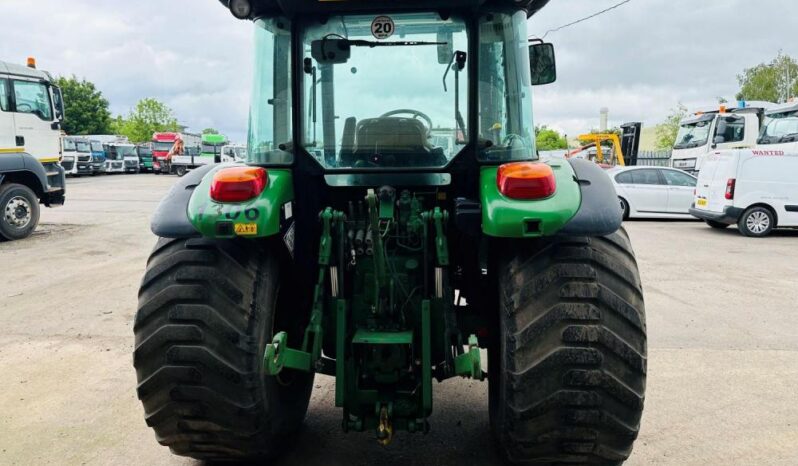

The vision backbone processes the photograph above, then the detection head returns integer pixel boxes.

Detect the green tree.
[534,125,568,150]
[109,115,126,135]
[114,98,180,143]
[202,127,219,135]
[736,52,798,103]
[654,103,688,150]
[54,75,112,135]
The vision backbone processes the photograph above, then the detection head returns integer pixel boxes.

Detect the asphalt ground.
[1,173,797,465]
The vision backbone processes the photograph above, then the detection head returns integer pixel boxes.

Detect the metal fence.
[634,150,672,167]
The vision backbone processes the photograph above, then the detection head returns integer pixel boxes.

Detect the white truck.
[61,136,79,175]
[104,142,138,173]
[83,135,128,174]
[220,144,247,163]
[671,101,774,174]
[0,57,66,240]
[690,148,798,237]
[756,100,798,153]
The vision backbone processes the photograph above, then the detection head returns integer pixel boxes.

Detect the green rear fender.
[480,159,581,237]
[187,166,294,238]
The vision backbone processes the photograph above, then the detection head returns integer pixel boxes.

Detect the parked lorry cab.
[201,133,227,162]
[756,100,798,153]
[0,57,66,240]
[79,138,104,175]
[133,1,647,464]
[690,149,798,237]
[671,101,773,174]
[90,140,107,174]
[120,144,140,173]
[152,132,200,174]
[104,142,137,173]
[136,143,153,172]
[60,136,79,176]
[152,132,179,174]
[220,143,246,163]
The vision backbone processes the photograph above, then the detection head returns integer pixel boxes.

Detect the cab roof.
[0,60,53,82]
[219,0,550,19]
[766,101,798,115]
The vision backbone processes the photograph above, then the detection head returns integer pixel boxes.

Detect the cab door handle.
[15,136,24,146]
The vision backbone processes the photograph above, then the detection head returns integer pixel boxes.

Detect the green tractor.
[134,0,647,463]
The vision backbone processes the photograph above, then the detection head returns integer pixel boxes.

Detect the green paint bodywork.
[480,160,581,237]
[187,166,294,238]
[186,160,582,441]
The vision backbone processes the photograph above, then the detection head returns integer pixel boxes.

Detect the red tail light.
[725,178,736,200]
[210,166,268,202]
[497,162,557,199]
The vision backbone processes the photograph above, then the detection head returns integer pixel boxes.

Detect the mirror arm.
[442,52,455,92]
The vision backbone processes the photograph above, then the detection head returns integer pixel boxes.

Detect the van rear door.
[694,150,738,213]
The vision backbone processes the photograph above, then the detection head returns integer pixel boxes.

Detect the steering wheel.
[16,103,33,112]
[379,109,433,132]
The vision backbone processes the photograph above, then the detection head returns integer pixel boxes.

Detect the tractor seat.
[350,117,437,166]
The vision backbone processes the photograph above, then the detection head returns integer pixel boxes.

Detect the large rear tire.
[490,228,646,465]
[133,237,314,461]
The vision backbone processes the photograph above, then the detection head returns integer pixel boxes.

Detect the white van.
[690,149,798,237]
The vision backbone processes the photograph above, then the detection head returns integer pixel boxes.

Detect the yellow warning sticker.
[234,223,258,236]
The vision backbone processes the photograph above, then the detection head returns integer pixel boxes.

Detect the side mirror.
[52,85,65,121]
[714,119,728,139]
[311,39,351,65]
[528,42,557,86]
[437,31,453,64]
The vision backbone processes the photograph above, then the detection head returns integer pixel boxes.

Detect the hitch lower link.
[264,331,313,374]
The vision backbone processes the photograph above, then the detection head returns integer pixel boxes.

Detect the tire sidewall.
[0,183,40,240]
[488,302,508,441]
[739,207,774,237]
[176,166,187,177]
[255,253,315,432]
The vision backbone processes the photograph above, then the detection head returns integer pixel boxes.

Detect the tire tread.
[493,229,646,465]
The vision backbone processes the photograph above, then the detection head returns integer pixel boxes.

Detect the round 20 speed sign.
[371,16,395,39]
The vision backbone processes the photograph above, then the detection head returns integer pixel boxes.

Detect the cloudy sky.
[1,0,796,142]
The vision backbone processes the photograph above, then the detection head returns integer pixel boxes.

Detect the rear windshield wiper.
[345,39,445,48]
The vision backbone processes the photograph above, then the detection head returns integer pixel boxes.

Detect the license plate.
[234,223,258,236]
[696,198,708,207]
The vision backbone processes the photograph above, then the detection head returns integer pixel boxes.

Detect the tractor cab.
[240,0,556,171]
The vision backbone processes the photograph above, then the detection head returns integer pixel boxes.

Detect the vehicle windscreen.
[76,141,91,152]
[152,141,174,152]
[202,143,223,154]
[91,141,104,152]
[138,147,152,156]
[297,13,469,169]
[118,146,137,157]
[758,111,798,144]
[63,139,76,151]
[223,147,245,158]
[674,120,712,149]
